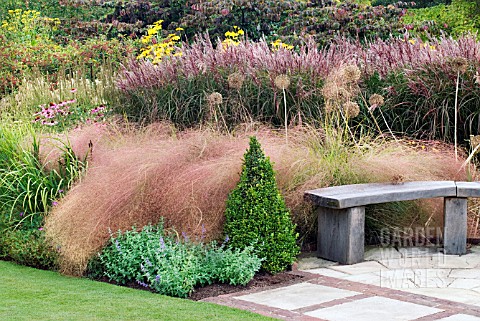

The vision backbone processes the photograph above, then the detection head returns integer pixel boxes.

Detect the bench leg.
[444,197,467,255]
[317,206,365,264]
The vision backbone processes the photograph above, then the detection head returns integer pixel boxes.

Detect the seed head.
[450,57,468,74]
[321,83,351,102]
[470,135,480,150]
[340,65,361,84]
[336,87,351,102]
[207,92,223,105]
[343,101,360,118]
[368,93,384,110]
[274,74,291,90]
[228,72,245,90]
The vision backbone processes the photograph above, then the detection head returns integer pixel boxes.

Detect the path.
[203,246,480,320]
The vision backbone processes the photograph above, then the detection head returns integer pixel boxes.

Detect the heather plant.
[224,136,299,274]
[94,222,262,298]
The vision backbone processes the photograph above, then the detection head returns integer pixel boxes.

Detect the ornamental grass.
[43,122,468,276]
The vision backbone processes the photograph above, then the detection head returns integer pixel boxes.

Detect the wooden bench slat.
[456,182,480,197]
[305,181,457,209]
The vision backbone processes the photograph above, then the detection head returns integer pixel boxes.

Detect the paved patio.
[203,246,480,320]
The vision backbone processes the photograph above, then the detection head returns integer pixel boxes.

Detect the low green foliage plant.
[0,229,59,270]
[94,222,262,298]
[224,136,299,274]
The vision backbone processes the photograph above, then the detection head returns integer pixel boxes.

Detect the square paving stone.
[330,261,388,275]
[448,278,480,290]
[436,314,480,321]
[379,268,452,288]
[305,296,443,321]
[305,268,350,278]
[234,283,360,310]
[364,247,403,261]
[450,269,480,279]
[380,255,471,269]
[405,288,480,306]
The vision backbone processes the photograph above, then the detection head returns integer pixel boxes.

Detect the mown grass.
[0,260,272,321]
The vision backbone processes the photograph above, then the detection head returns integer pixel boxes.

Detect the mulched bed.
[95,271,305,301]
[189,271,305,301]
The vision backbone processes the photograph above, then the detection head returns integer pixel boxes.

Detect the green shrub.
[224,136,299,274]
[106,0,410,46]
[0,229,59,270]
[402,0,480,39]
[94,222,262,298]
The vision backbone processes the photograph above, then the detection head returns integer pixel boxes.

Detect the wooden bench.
[305,181,480,265]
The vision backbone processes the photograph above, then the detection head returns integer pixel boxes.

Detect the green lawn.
[0,261,273,321]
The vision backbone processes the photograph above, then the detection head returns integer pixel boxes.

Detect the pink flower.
[38,227,44,231]
[70,88,77,93]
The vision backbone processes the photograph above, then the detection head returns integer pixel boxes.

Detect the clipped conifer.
[224,136,299,274]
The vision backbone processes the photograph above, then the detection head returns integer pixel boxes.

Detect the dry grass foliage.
[44,123,468,275]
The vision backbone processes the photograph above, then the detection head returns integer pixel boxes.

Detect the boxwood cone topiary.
[224,136,299,274]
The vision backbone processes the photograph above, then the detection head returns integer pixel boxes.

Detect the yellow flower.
[408,39,416,45]
[175,27,184,31]
[147,28,157,36]
[141,35,152,44]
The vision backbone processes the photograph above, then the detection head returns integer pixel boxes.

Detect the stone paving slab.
[329,261,388,275]
[448,278,480,289]
[405,288,480,307]
[436,314,480,321]
[234,283,360,311]
[203,247,480,320]
[304,296,442,321]
[203,272,480,320]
